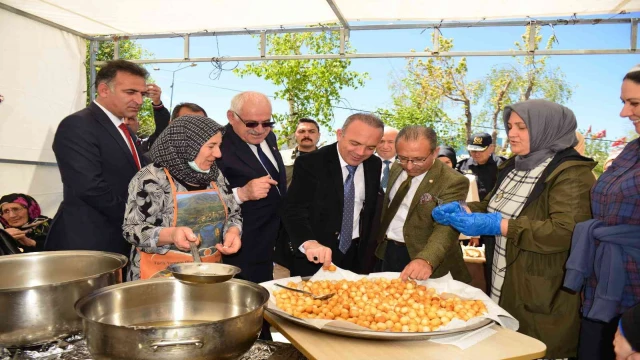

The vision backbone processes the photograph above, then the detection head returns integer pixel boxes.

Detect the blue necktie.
[381,160,391,190]
[256,144,279,181]
[339,165,357,254]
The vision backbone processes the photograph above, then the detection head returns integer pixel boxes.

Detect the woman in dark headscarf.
[0,193,51,253]
[436,145,457,168]
[432,99,597,359]
[123,115,242,281]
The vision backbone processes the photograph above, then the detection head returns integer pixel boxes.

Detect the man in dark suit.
[216,91,286,284]
[282,113,384,277]
[45,60,149,257]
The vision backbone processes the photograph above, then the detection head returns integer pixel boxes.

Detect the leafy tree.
[584,138,611,177]
[85,40,156,136]
[234,27,368,147]
[478,25,573,144]
[376,62,466,149]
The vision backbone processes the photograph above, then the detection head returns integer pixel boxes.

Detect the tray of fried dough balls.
[261,267,518,340]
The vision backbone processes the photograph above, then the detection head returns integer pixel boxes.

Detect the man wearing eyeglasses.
[373,126,471,283]
[217,92,286,275]
[282,113,384,277]
[217,91,286,340]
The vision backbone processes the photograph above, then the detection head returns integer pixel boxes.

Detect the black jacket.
[456,153,506,200]
[216,125,287,281]
[281,143,382,276]
[45,102,140,257]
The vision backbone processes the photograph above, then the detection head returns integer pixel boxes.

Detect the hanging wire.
[209,33,239,80]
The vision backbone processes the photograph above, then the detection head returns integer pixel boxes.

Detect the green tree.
[234,27,368,147]
[478,25,573,144]
[85,40,156,136]
[376,62,465,149]
[584,138,611,177]
[375,34,482,149]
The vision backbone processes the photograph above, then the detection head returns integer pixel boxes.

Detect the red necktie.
[118,123,141,170]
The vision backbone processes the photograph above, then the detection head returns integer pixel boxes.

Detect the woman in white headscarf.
[432,99,597,359]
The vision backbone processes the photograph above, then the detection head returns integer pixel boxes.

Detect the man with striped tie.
[282,113,384,277]
[376,127,399,192]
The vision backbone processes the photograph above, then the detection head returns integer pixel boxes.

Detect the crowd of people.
[1,59,639,359]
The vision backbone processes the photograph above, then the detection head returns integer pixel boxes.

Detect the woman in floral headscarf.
[0,193,51,252]
[123,115,242,281]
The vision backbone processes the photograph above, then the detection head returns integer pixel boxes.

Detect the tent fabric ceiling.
[2,0,640,36]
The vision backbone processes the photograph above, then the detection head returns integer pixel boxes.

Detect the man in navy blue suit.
[217,91,287,284]
[217,91,287,341]
[45,60,149,257]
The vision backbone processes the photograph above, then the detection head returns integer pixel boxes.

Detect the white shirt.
[337,147,365,240]
[93,100,133,152]
[232,140,280,204]
[385,170,428,242]
[94,101,141,168]
[300,147,366,253]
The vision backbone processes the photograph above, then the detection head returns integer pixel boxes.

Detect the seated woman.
[0,193,51,253]
[123,115,242,281]
[432,99,596,359]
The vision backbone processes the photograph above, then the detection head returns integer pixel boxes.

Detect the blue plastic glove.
[432,202,466,225]
[448,212,503,237]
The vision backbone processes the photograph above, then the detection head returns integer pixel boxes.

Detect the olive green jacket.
[375,159,471,283]
[468,150,596,359]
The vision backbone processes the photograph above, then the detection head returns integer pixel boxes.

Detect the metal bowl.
[0,251,127,347]
[75,278,270,360]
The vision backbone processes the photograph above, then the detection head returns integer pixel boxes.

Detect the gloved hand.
[432,202,466,225]
[448,212,503,237]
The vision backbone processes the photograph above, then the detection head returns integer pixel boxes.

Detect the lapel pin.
[429,179,433,183]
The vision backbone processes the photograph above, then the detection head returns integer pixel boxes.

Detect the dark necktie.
[256,144,279,181]
[381,160,391,189]
[118,123,141,170]
[339,165,358,254]
[376,174,414,244]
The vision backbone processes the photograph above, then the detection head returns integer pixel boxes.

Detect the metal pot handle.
[149,339,204,351]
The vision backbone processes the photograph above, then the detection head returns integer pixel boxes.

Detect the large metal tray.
[265,307,493,341]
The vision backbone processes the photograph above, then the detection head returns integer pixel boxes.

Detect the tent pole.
[89,40,98,101]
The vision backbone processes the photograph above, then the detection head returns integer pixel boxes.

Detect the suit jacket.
[375,159,471,283]
[216,125,286,274]
[282,143,382,276]
[45,102,140,257]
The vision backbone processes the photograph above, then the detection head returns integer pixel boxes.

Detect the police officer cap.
[467,133,492,151]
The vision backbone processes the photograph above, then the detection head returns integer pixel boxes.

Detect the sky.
[136,13,640,147]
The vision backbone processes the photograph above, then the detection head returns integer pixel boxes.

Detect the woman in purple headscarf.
[0,193,51,252]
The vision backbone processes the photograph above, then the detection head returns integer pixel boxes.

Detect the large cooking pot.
[75,278,270,360]
[0,251,127,347]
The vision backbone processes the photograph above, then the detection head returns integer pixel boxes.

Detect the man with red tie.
[45,60,148,257]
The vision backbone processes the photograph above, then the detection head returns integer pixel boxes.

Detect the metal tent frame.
[1,2,638,101]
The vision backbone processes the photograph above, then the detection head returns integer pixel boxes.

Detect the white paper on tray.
[260,267,519,334]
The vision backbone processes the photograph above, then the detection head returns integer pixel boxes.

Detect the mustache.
[301,137,312,141]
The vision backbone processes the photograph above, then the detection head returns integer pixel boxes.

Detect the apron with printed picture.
[139,169,228,279]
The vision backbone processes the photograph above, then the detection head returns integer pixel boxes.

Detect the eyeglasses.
[2,207,26,216]
[233,111,276,129]
[396,157,430,166]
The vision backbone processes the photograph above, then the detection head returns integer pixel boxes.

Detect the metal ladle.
[167,242,241,284]
[274,283,335,300]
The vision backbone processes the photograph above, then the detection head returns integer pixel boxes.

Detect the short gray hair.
[396,125,438,151]
[229,91,272,115]
[342,113,384,132]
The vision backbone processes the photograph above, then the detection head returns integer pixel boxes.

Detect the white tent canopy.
[0,1,639,216]
[1,0,639,37]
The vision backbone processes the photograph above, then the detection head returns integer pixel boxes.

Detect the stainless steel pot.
[0,251,127,347]
[75,278,270,360]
